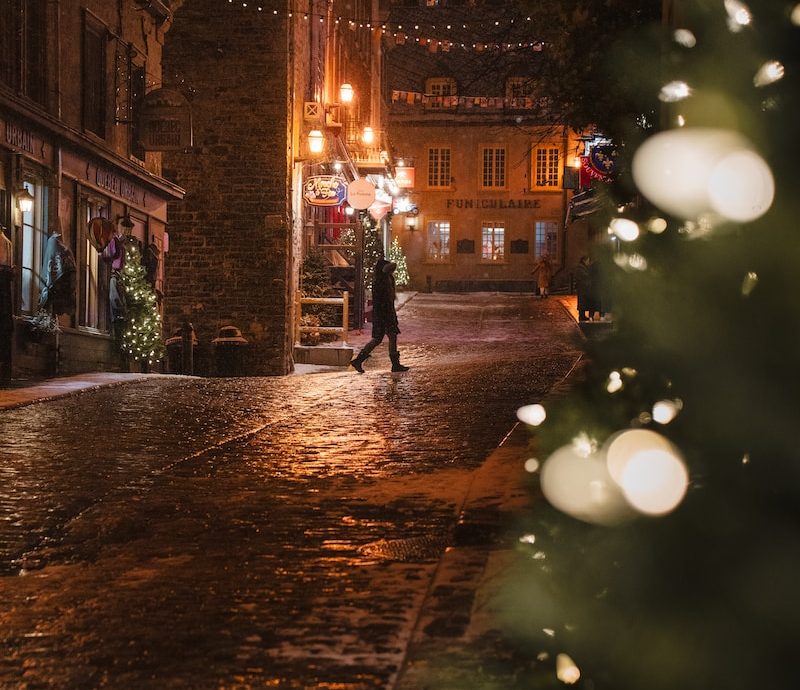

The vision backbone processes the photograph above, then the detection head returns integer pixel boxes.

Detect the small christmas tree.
[118,238,164,367]
[388,236,410,289]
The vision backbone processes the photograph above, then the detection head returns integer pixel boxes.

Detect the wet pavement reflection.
[0,293,581,689]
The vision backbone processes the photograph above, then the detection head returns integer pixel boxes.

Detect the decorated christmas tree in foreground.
[500,2,800,689]
[118,239,164,368]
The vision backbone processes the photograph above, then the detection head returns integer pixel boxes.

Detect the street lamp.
[16,187,34,213]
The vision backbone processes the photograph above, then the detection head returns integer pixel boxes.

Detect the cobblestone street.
[0,293,582,689]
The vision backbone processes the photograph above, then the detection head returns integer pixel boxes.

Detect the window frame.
[531,144,562,191]
[18,178,48,315]
[427,146,452,189]
[82,12,108,139]
[480,145,507,190]
[480,221,505,263]
[425,77,457,97]
[77,190,110,331]
[505,77,535,99]
[1,0,49,107]
[534,220,559,260]
[425,220,451,263]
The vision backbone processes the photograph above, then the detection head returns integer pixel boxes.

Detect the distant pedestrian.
[574,255,591,321]
[350,259,410,373]
[588,256,606,320]
[532,254,554,298]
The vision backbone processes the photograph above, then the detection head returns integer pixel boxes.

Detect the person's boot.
[390,352,410,372]
[349,352,369,373]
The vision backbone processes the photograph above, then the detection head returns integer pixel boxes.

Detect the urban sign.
[303,175,347,206]
[346,178,376,210]
[138,88,193,151]
[395,166,415,189]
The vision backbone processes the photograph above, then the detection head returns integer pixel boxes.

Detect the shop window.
[427,147,451,188]
[426,221,450,262]
[83,15,107,138]
[535,220,558,259]
[19,179,48,314]
[532,145,561,190]
[481,222,504,262]
[79,194,109,330]
[481,146,506,189]
[1,0,48,106]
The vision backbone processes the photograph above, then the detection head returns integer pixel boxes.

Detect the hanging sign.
[581,146,618,183]
[303,175,347,206]
[346,178,376,210]
[138,88,193,151]
[395,166,416,189]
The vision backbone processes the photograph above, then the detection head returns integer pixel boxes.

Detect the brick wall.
[162,0,296,375]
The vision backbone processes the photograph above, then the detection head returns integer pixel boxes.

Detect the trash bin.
[165,324,197,374]
[212,325,248,376]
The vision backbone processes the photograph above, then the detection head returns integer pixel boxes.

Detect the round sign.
[346,178,376,210]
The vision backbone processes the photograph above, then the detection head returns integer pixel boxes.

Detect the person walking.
[574,255,591,321]
[350,259,410,373]
[532,253,554,298]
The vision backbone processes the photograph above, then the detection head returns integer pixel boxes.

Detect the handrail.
[295,292,349,346]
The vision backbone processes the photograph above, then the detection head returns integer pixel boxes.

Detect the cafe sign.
[303,175,347,207]
[138,88,192,151]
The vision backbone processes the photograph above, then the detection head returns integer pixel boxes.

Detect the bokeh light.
[673,28,696,47]
[524,457,541,473]
[659,80,692,102]
[556,653,581,684]
[633,128,773,222]
[540,444,635,526]
[652,399,682,424]
[741,271,758,296]
[619,448,689,515]
[648,217,668,234]
[708,150,774,222]
[605,429,676,484]
[517,403,546,426]
[604,430,688,515]
[753,60,785,87]
[607,370,623,393]
[724,0,752,29]
[609,218,640,242]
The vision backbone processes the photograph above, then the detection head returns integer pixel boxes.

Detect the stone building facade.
[384,2,587,294]
[0,0,184,381]
[162,0,389,375]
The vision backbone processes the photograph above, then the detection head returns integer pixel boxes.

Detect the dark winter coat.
[575,259,591,311]
[371,259,399,338]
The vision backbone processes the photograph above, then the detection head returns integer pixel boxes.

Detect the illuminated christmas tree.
[499,3,800,690]
[388,236,410,289]
[118,239,164,367]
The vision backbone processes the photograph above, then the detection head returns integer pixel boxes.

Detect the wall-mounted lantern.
[340,83,354,104]
[16,188,34,213]
[362,126,375,145]
[307,129,325,155]
[406,216,418,231]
